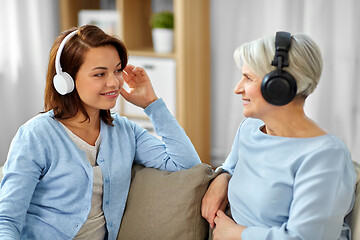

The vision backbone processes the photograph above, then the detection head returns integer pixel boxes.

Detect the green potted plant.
[150,11,174,53]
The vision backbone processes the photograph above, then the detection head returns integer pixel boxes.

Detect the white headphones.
[53,30,78,95]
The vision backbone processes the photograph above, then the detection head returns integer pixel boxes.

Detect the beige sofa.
[1,163,359,240]
[0,163,220,240]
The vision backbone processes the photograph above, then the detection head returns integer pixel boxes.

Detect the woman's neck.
[260,101,327,138]
[60,110,101,146]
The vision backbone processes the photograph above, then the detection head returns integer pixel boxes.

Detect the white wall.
[0,0,59,166]
[209,0,360,166]
[210,0,245,166]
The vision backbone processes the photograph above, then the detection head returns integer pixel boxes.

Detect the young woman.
[0,25,200,239]
[201,32,356,240]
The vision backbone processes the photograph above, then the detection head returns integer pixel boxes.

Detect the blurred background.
[0,0,359,167]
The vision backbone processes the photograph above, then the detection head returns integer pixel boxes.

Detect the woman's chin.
[243,111,251,118]
[101,103,117,111]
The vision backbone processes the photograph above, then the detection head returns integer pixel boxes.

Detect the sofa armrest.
[347,162,360,239]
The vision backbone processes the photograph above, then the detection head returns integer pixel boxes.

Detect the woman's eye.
[242,75,251,81]
[245,75,252,81]
[114,69,122,75]
[94,73,105,77]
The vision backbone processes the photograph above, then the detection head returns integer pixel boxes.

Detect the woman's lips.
[242,98,250,105]
[101,90,118,98]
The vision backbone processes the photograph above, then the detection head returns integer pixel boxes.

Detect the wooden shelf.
[128,49,176,59]
[59,0,100,31]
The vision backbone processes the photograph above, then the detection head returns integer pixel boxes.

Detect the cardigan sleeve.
[0,125,45,239]
[132,98,201,171]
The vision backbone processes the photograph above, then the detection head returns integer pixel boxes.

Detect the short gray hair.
[234,33,323,97]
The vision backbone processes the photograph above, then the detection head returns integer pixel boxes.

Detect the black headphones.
[261,31,297,106]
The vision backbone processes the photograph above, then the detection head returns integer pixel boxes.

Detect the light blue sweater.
[222,118,356,240]
[0,98,201,240]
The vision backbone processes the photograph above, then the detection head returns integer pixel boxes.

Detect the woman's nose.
[234,79,244,94]
[107,72,121,87]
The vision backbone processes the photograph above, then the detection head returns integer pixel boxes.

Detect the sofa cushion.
[117,163,220,240]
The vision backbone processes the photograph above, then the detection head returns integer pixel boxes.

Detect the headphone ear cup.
[53,72,75,95]
[261,69,297,106]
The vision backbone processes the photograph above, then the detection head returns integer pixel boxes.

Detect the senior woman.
[201,32,356,240]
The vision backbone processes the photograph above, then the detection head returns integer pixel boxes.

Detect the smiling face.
[234,63,272,119]
[75,45,123,115]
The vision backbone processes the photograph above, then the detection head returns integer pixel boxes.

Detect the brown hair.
[44,25,128,125]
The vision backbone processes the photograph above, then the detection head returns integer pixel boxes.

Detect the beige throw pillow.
[117,163,220,240]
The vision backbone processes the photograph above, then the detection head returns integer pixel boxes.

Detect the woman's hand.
[201,172,231,228]
[120,64,158,109]
[213,209,245,240]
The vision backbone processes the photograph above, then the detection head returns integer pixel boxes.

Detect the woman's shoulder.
[308,134,350,154]
[10,111,60,154]
[20,111,57,132]
[299,134,354,172]
[322,134,348,148]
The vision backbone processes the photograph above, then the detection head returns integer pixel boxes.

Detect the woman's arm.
[133,98,201,170]
[202,124,243,227]
[120,65,201,170]
[202,172,231,228]
[0,126,44,239]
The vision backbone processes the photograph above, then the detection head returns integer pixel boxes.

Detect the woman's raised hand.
[120,64,158,109]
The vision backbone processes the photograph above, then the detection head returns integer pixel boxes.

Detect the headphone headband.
[53,29,78,95]
[261,31,297,106]
[271,31,291,69]
[55,30,78,75]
